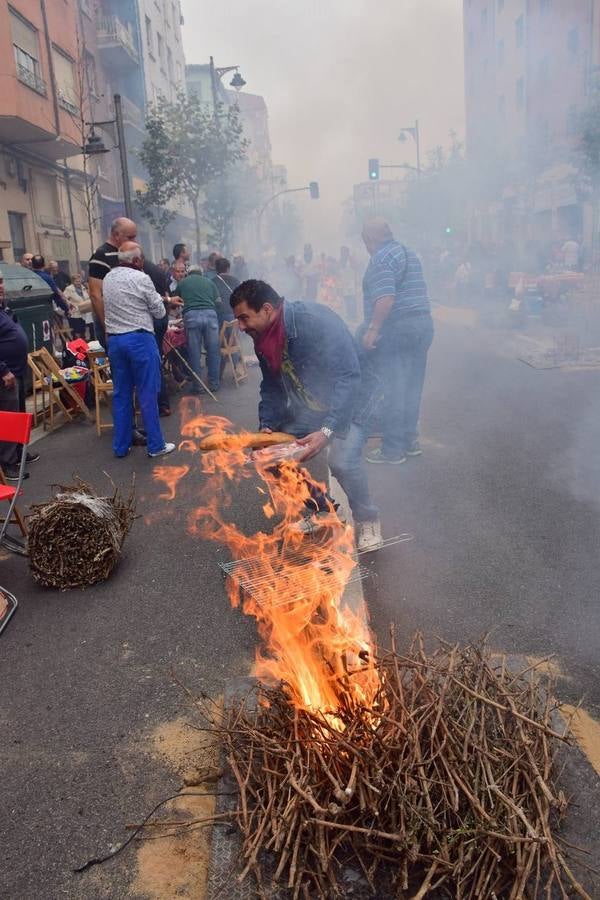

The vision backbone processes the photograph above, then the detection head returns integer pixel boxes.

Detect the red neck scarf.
[255,305,286,375]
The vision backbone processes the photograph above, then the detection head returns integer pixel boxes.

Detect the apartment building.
[0,0,96,269]
[464,0,596,250]
[140,0,185,105]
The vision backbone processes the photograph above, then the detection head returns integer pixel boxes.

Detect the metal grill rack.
[219,533,413,605]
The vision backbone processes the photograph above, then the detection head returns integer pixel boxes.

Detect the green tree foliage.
[203,165,264,254]
[137,90,248,252]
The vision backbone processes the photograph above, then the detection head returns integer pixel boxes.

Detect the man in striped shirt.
[361,219,434,465]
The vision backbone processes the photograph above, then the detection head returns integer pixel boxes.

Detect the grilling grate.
[219,533,413,604]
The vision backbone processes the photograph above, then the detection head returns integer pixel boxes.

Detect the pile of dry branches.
[220,635,592,899]
[28,478,136,589]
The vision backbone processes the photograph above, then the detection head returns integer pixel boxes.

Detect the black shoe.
[132,430,147,446]
[26,451,40,464]
[4,468,30,482]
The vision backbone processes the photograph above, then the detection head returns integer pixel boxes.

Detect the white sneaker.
[148,442,176,458]
[356,519,383,552]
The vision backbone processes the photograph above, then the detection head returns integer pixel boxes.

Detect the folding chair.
[30,348,93,423]
[0,410,33,557]
[52,312,73,350]
[87,349,113,435]
[220,319,248,387]
[28,352,63,430]
[0,585,19,636]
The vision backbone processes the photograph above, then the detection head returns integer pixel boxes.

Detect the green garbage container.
[0,263,56,390]
[0,263,55,352]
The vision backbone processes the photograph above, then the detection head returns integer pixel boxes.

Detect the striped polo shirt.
[363,240,430,323]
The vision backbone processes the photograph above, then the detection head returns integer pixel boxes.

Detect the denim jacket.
[257,301,360,437]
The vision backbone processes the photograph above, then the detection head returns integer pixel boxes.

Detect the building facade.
[0,0,96,270]
[464,0,596,255]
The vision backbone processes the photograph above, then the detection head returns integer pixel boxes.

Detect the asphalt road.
[1,305,600,898]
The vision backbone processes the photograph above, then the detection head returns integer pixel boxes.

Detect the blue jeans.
[378,315,434,456]
[329,423,378,522]
[283,421,378,523]
[108,331,165,456]
[184,309,220,391]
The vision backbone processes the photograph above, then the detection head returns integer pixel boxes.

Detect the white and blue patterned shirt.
[103,266,166,335]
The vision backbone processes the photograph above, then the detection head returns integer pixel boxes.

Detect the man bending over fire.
[230,279,382,552]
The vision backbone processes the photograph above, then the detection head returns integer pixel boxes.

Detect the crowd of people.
[0,215,436,553]
[434,236,584,306]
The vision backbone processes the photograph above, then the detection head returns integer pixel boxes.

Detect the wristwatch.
[320,426,334,440]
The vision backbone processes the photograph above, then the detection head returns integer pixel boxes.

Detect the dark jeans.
[329,424,378,521]
[282,420,378,523]
[154,315,170,411]
[378,314,434,456]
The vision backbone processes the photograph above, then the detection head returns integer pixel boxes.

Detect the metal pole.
[415,119,421,177]
[113,94,132,219]
[209,55,218,115]
[257,186,311,247]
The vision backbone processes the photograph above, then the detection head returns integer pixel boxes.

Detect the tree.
[203,164,264,254]
[138,90,248,255]
[577,83,600,267]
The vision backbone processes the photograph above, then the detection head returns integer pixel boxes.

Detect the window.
[8,212,26,263]
[497,39,505,67]
[52,47,78,114]
[481,7,487,29]
[468,29,475,49]
[516,76,525,109]
[34,173,62,227]
[539,55,549,80]
[172,3,179,34]
[167,46,173,81]
[9,7,46,96]
[566,104,578,136]
[540,0,550,11]
[497,94,506,116]
[157,32,164,68]
[568,28,579,58]
[175,61,183,86]
[498,0,504,10]
[145,16,153,56]
[515,15,524,48]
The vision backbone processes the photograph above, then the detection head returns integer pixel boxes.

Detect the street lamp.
[398,119,421,176]
[83,93,132,218]
[209,56,247,111]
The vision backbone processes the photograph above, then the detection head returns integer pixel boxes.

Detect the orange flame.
[155,397,380,724]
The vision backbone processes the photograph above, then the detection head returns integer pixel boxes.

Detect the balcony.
[96,15,140,69]
[16,63,47,97]
[57,91,79,117]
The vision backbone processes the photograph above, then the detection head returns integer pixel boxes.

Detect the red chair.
[0,411,33,553]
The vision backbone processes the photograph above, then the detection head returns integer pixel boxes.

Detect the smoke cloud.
[181,0,464,250]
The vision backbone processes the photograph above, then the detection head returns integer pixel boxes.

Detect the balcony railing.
[96,15,139,64]
[16,63,47,97]
[57,91,79,117]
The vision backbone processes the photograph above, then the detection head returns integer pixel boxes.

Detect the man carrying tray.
[229,279,382,552]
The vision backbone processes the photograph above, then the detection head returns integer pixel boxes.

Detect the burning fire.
[152,398,380,723]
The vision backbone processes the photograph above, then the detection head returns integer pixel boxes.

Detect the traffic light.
[309,181,319,199]
[368,158,380,180]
